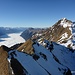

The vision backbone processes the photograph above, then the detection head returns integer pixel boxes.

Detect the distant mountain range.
[0,27,26,36]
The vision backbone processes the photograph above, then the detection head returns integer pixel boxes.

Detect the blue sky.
[0,0,75,28]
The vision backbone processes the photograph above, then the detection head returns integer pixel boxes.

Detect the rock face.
[20,28,43,41]
[38,18,72,41]
[10,57,28,75]
[21,29,33,41]
[0,45,10,75]
[17,39,34,54]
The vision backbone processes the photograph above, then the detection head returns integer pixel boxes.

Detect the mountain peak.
[60,18,72,28]
[31,18,74,49]
[62,18,66,20]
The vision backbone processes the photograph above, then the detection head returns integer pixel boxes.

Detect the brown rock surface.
[0,45,10,75]
[17,39,34,54]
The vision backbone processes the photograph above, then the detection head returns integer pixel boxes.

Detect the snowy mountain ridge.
[30,18,75,50]
[6,40,75,75]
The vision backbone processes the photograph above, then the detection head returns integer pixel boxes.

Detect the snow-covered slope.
[60,22,75,50]
[7,40,75,75]
[0,33,25,47]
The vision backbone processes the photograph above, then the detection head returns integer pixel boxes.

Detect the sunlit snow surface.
[7,42,75,75]
[0,33,25,47]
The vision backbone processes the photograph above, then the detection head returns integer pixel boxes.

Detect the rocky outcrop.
[17,39,34,54]
[20,28,43,41]
[0,45,10,75]
[41,18,72,42]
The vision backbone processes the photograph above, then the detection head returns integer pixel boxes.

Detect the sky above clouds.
[0,0,75,28]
